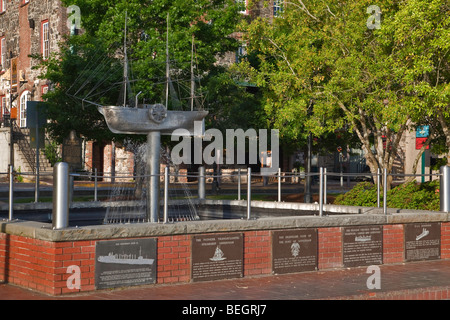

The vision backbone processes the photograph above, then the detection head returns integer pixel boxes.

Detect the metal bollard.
[52,162,70,229]
[198,166,205,200]
[8,165,13,221]
[94,168,98,202]
[237,168,241,201]
[383,168,388,215]
[164,166,169,223]
[247,168,251,220]
[377,168,381,208]
[319,167,324,217]
[440,166,450,212]
[278,168,281,202]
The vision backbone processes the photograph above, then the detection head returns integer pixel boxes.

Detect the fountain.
[97,13,208,223]
[98,105,207,223]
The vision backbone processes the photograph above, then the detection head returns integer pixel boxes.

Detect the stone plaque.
[62,131,83,170]
[343,225,383,267]
[95,238,157,290]
[192,233,243,282]
[272,229,318,274]
[405,223,441,262]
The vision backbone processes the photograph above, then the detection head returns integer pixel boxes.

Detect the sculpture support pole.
[147,131,161,222]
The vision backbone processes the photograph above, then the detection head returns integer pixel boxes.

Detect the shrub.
[334,180,440,211]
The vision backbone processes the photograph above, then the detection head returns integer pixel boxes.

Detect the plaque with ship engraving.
[343,225,383,267]
[272,229,318,274]
[192,233,243,282]
[95,238,156,290]
[405,223,441,262]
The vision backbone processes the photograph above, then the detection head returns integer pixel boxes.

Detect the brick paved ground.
[1,259,450,301]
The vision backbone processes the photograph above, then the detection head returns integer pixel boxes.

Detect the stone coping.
[0,200,448,242]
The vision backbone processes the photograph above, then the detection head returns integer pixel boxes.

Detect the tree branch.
[267,37,297,77]
[284,1,319,21]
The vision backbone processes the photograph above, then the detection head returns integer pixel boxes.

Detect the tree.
[34,36,123,144]
[36,0,243,143]
[241,0,448,187]
[382,0,449,163]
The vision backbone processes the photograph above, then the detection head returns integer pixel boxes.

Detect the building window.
[20,91,30,128]
[0,37,5,71]
[273,0,283,17]
[41,85,48,101]
[41,20,50,59]
[236,44,247,63]
[0,0,5,13]
[236,0,247,14]
[0,95,5,120]
[23,0,30,4]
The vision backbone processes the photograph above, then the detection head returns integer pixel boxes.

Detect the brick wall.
[157,235,190,284]
[383,224,404,264]
[244,231,271,276]
[441,222,450,259]
[2,223,450,295]
[0,235,95,295]
[318,227,343,270]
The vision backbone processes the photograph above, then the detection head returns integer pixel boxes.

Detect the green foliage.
[239,0,449,174]
[43,140,62,166]
[335,180,441,211]
[334,182,379,207]
[36,0,245,143]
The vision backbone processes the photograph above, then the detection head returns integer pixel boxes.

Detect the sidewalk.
[2,259,450,301]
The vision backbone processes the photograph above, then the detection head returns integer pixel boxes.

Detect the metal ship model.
[98,104,208,135]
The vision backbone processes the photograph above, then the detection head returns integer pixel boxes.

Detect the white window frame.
[42,21,50,59]
[273,0,283,17]
[20,91,30,128]
[1,37,5,71]
[237,0,248,15]
[1,95,6,118]
[236,44,247,63]
[0,0,5,13]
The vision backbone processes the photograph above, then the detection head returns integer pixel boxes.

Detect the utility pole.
[9,80,14,169]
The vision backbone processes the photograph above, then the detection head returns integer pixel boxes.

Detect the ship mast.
[190,34,195,111]
[123,11,128,108]
[165,13,170,109]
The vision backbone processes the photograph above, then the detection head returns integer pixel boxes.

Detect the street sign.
[26,101,47,149]
[416,125,430,138]
[415,137,429,150]
[26,101,47,128]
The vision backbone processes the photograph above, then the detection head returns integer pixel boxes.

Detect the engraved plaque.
[95,238,157,290]
[272,229,318,274]
[343,225,383,267]
[192,233,243,282]
[405,223,441,262]
[62,135,83,170]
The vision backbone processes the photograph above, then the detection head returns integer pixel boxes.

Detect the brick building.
[0,0,68,173]
[0,0,68,126]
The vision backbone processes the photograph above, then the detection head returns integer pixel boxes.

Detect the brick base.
[1,223,450,295]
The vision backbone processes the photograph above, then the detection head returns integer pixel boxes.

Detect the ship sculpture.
[94,13,208,223]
